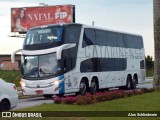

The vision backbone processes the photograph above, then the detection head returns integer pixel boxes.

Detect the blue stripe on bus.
[58,75,65,94]
[58,75,64,80]
[59,80,64,94]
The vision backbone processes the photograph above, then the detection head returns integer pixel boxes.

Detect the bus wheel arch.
[78,77,89,96]
[90,76,99,95]
[131,74,138,89]
[126,74,132,90]
[133,74,138,84]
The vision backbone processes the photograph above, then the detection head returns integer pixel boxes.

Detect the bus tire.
[90,78,97,95]
[131,76,137,89]
[79,79,87,96]
[126,76,132,90]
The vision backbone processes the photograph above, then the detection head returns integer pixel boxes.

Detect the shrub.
[53,88,154,105]
[141,88,154,93]
[61,96,77,104]
[0,70,21,87]
[53,97,61,104]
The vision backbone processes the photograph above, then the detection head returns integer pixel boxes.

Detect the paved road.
[136,78,153,89]
[136,83,153,89]
[12,97,54,110]
[12,78,153,110]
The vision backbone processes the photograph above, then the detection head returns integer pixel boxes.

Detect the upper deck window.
[23,26,63,50]
[24,27,63,45]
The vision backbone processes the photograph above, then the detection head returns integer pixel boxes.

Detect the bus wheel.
[43,95,53,99]
[79,79,87,96]
[90,78,97,95]
[126,76,132,90]
[131,76,137,89]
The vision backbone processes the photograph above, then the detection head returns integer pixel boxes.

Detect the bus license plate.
[35,90,43,95]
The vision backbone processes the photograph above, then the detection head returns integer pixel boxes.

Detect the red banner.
[11,5,75,32]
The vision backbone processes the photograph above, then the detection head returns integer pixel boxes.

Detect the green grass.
[19,91,160,111]
[0,70,21,86]
[8,91,160,120]
[141,81,153,84]
[146,69,154,77]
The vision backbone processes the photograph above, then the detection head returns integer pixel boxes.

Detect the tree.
[145,55,154,70]
[154,0,160,89]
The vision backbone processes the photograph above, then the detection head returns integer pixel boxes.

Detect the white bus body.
[11,23,145,96]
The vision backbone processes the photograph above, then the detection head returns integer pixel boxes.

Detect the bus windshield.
[24,27,63,45]
[21,53,60,79]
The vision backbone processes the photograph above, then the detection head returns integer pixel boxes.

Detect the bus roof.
[29,23,142,37]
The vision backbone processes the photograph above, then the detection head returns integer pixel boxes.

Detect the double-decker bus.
[11,23,145,97]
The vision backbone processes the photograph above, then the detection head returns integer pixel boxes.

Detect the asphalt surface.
[12,97,54,110]
[136,78,153,89]
[12,78,153,110]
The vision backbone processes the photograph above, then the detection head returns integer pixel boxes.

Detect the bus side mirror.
[11,49,22,63]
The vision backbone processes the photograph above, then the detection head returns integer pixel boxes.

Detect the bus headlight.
[20,80,26,87]
[51,80,59,86]
[54,80,59,85]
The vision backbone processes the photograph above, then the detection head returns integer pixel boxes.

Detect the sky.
[0,0,153,57]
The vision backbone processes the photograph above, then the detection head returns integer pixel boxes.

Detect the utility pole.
[92,21,95,26]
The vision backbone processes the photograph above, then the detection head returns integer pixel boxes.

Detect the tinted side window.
[126,35,134,48]
[80,59,93,72]
[80,58,127,72]
[63,25,81,70]
[100,58,115,71]
[107,32,117,47]
[95,29,107,46]
[140,60,145,69]
[61,50,72,72]
[115,58,127,71]
[117,33,125,47]
[64,25,81,44]
[132,36,137,48]
[137,36,144,49]
[80,58,100,72]
[82,28,96,47]
[124,34,144,49]
[68,47,77,69]
[92,58,99,72]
